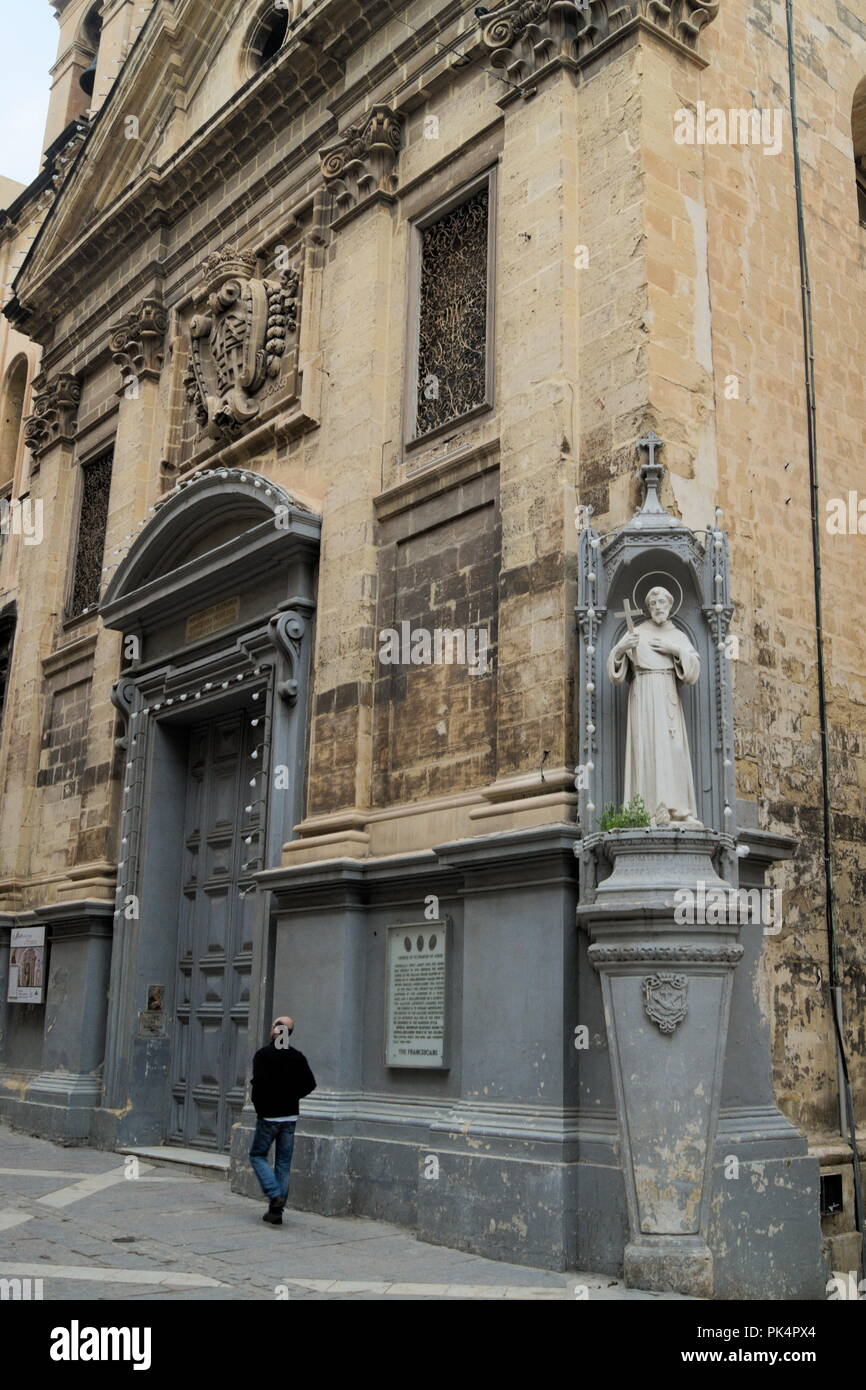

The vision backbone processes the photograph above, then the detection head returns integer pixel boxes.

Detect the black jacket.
[251,1041,316,1118]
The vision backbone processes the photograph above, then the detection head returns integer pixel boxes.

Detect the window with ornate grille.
[854,78,866,228]
[410,176,494,442]
[69,449,113,618]
[0,614,15,737]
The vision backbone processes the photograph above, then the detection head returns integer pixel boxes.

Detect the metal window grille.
[70,449,113,617]
[416,186,489,436]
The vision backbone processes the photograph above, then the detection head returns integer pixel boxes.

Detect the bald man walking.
[249,1016,316,1225]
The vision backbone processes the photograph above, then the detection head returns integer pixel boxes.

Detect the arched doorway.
[96,468,321,1152]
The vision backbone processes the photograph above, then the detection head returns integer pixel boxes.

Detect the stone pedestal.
[578,828,742,1297]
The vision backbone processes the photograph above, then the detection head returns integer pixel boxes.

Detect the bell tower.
[42,1,143,154]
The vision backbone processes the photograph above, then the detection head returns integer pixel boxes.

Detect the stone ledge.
[117,1144,229,1182]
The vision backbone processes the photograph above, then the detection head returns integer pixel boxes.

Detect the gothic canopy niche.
[183,246,301,443]
[575,435,736,872]
[478,0,720,89]
[99,467,321,658]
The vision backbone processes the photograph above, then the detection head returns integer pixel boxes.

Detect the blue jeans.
[249,1118,297,1204]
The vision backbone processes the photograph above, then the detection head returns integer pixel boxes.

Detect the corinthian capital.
[480,0,720,87]
[108,298,169,389]
[23,372,81,459]
[319,105,404,219]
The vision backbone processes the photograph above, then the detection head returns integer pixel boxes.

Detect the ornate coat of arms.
[643,972,688,1034]
[183,247,299,441]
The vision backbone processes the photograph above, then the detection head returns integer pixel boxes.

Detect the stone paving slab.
[0,1123,694,1301]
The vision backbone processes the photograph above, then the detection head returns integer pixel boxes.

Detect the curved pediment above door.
[99,467,321,656]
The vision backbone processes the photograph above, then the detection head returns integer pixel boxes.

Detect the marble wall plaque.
[385,922,447,1067]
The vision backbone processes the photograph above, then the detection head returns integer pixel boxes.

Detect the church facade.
[0,0,864,1297]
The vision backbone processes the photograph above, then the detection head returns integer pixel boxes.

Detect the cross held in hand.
[615,597,639,633]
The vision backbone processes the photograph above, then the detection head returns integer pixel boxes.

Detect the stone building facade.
[0,0,864,1297]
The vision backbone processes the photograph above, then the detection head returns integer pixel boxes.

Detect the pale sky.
[1,2,59,189]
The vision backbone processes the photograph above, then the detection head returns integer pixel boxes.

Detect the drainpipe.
[785,0,864,1271]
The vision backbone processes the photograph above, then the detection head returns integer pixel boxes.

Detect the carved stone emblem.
[183,246,299,441]
[23,372,81,459]
[643,972,688,1034]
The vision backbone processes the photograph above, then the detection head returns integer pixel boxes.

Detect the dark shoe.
[263,1197,283,1225]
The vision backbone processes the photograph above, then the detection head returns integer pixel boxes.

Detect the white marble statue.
[607,586,702,826]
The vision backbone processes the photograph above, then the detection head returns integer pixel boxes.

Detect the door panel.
[169,709,258,1150]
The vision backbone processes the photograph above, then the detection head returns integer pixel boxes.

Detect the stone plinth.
[578,828,742,1297]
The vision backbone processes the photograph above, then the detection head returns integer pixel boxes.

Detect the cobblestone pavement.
[0,1124,694,1301]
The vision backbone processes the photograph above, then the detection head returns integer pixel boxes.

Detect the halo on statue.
[632,571,684,618]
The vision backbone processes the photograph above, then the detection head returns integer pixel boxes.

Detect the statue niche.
[183,246,299,442]
[576,433,737,850]
[607,585,702,827]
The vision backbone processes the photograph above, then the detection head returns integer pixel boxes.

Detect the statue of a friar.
[607,586,702,826]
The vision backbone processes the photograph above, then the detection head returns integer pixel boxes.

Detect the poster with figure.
[8,926,46,1003]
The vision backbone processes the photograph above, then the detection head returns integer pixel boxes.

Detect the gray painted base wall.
[229,1118,827,1293]
[0,826,832,1296]
[709,1154,827,1300]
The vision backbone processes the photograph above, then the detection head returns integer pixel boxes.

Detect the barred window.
[413,181,492,439]
[0,615,15,735]
[69,450,113,618]
[854,78,866,227]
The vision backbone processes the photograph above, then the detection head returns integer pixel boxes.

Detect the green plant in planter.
[599,795,651,831]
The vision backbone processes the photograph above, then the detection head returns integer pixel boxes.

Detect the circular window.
[248,4,290,73]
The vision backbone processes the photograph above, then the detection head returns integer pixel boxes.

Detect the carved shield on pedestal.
[643,972,688,1034]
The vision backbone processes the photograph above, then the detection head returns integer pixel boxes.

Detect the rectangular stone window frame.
[403,166,497,453]
[63,442,115,627]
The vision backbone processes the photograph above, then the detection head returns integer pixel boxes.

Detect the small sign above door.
[185,596,240,643]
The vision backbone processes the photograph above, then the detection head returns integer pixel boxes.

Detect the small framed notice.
[385,921,448,1068]
[8,926,46,1003]
[185,596,240,643]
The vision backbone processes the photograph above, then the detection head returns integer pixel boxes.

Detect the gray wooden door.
[169,710,260,1150]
